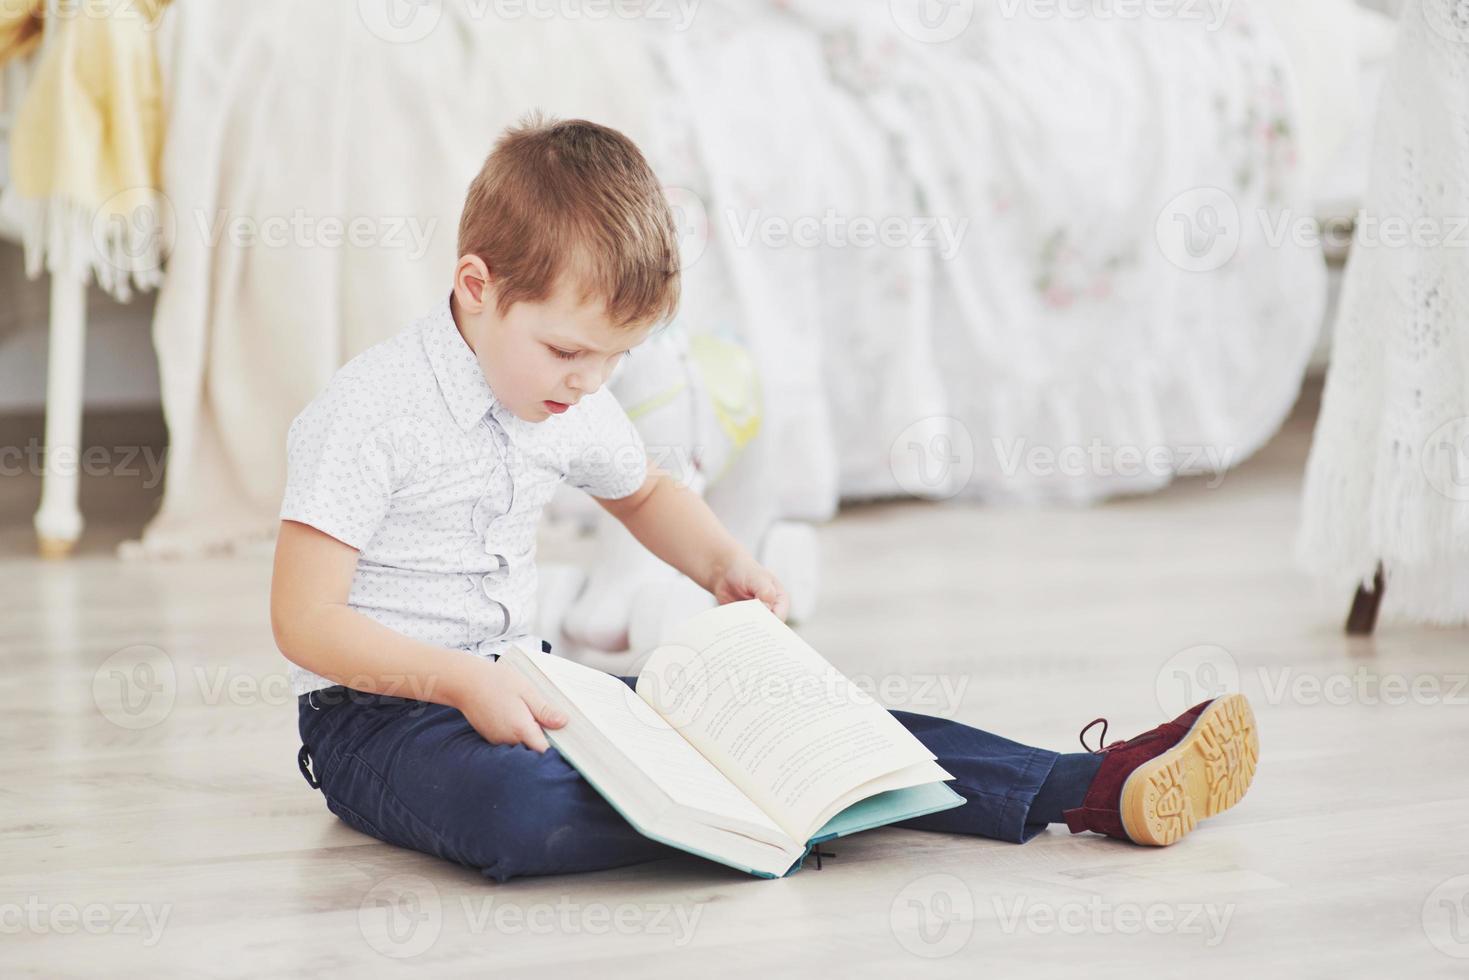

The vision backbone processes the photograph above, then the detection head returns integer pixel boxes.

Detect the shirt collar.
[422,290,507,433]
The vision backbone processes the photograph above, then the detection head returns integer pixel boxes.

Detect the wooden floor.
[3,386,1467,979]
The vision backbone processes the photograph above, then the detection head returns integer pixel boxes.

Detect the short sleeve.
[562,386,649,499]
[279,380,407,550]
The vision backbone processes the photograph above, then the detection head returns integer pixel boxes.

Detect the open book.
[500,599,964,878]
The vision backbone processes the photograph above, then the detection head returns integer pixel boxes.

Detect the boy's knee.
[458,745,661,880]
[447,745,591,873]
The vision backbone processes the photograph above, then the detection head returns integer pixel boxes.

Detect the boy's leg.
[884,709,1101,842]
[297,685,679,883]
[295,678,1254,879]
[887,695,1259,848]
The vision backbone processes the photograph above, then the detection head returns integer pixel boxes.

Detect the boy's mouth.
[544,400,571,414]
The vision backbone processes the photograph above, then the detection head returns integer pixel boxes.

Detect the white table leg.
[33,271,88,558]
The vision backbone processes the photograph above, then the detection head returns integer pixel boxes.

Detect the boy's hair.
[458,111,681,328]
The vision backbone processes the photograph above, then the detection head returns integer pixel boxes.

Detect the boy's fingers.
[755,578,789,621]
[518,695,566,754]
[518,720,550,753]
[526,694,568,729]
[499,700,550,753]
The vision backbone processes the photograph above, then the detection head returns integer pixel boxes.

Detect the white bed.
[0,0,1401,555]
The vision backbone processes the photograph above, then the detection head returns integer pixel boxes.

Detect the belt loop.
[297,744,322,789]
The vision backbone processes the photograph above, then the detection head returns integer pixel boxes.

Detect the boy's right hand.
[455,658,568,753]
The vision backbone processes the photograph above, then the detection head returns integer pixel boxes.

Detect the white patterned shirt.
[279,289,648,696]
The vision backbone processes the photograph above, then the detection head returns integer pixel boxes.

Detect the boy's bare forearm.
[276,603,490,707]
[612,472,748,592]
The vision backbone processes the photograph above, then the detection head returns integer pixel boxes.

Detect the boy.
[271,113,1258,882]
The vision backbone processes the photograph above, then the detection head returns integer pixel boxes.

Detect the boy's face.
[453,264,653,423]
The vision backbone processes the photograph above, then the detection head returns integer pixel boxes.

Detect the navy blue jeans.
[296,676,1065,883]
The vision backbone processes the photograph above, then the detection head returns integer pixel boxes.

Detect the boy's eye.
[549,346,578,361]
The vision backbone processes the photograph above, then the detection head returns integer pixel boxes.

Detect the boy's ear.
[454,254,494,311]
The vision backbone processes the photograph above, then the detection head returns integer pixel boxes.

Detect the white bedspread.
[125,0,1346,557]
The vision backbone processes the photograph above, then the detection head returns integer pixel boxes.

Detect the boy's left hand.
[711,554,790,622]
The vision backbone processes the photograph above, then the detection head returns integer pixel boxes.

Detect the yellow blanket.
[0,1,44,64]
[0,0,170,297]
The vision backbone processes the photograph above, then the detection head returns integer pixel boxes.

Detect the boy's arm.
[270,520,567,751]
[595,466,790,621]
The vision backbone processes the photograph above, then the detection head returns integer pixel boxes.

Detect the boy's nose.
[570,366,613,396]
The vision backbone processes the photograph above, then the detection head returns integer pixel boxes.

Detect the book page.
[524,650,787,840]
[634,600,940,841]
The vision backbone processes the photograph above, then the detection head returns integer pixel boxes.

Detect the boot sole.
[1119,693,1259,846]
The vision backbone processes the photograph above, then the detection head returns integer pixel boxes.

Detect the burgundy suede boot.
[1063,693,1259,846]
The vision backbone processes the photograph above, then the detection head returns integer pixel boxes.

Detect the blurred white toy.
[538,326,819,655]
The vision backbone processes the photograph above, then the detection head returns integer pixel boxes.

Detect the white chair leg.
[33,271,88,558]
